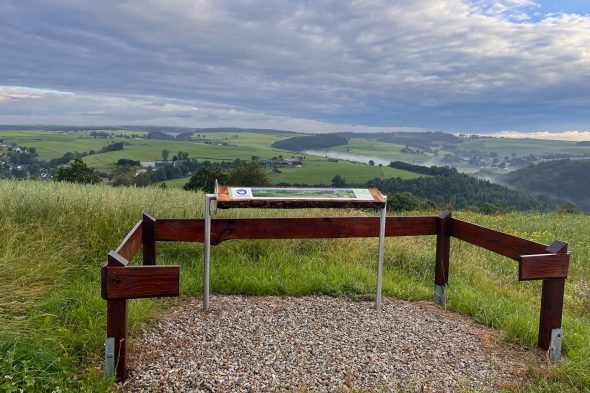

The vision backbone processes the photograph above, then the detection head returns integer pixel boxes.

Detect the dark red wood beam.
[115,220,143,262]
[155,216,437,244]
[435,211,452,286]
[142,213,156,265]
[101,265,180,300]
[450,218,547,260]
[518,252,570,281]
[538,241,568,350]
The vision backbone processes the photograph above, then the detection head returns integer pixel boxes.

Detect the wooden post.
[107,298,128,381]
[102,252,129,381]
[434,211,451,305]
[538,241,568,351]
[142,213,156,265]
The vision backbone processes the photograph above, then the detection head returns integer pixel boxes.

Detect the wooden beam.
[107,251,129,267]
[538,241,568,350]
[107,299,127,381]
[518,253,570,281]
[142,213,156,265]
[435,211,452,286]
[156,216,437,243]
[451,218,547,260]
[102,266,180,300]
[115,220,143,262]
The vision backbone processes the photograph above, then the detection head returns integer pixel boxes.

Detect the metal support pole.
[203,193,215,311]
[375,198,387,310]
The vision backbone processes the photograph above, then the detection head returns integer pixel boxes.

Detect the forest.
[503,159,590,211]
[271,134,348,151]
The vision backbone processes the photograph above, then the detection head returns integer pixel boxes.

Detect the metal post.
[203,193,215,311]
[375,197,387,310]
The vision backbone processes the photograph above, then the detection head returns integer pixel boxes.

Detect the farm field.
[0,130,129,161]
[156,160,421,189]
[0,179,589,391]
[1,130,425,185]
[458,137,590,157]
[0,130,291,165]
[325,138,436,165]
[269,159,420,184]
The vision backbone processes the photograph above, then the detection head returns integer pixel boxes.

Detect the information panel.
[216,185,385,209]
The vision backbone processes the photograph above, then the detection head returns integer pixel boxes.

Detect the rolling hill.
[503,159,590,211]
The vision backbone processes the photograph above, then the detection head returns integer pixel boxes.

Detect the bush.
[557,201,580,215]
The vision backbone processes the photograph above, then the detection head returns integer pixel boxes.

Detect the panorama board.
[216,185,386,209]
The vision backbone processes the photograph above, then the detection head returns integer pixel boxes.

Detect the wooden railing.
[101,211,570,381]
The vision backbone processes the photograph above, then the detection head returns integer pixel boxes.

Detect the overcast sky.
[1,0,589,139]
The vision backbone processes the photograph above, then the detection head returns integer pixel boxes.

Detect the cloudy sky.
[1,0,589,138]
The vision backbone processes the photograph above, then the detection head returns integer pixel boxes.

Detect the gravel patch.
[123,296,540,392]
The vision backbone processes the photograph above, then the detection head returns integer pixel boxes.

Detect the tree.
[331,175,346,187]
[228,161,270,186]
[110,166,137,187]
[388,192,435,212]
[162,149,170,161]
[135,168,153,187]
[368,160,375,166]
[184,167,229,192]
[54,159,101,184]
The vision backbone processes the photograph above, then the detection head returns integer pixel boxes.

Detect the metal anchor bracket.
[549,328,563,364]
[434,284,445,306]
[105,337,115,378]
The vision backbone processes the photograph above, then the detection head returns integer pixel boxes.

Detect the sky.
[1,0,590,139]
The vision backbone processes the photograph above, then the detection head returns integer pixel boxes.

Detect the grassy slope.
[1,180,589,391]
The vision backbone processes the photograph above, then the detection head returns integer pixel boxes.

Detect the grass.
[1,180,589,391]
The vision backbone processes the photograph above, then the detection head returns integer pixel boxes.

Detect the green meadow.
[327,138,437,165]
[457,138,590,158]
[0,131,127,161]
[0,130,424,185]
[156,160,420,189]
[0,179,589,391]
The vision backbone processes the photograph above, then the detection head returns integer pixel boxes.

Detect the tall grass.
[0,179,588,391]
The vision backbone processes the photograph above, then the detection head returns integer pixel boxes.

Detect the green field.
[80,132,290,169]
[0,131,130,161]
[156,160,421,189]
[269,159,419,184]
[458,138,590,157]
[1,179,589,391]
[4,128,590,191]
[326,138,437,165]
[308,136,590,173]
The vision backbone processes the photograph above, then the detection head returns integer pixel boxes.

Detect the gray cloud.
[0,0,589,132]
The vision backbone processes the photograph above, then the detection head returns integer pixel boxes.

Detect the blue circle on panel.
[236,189,247,195]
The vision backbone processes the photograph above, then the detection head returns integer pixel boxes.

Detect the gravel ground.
[123,296,541,392]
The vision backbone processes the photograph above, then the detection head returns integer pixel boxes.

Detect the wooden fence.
[101,211,570,381]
